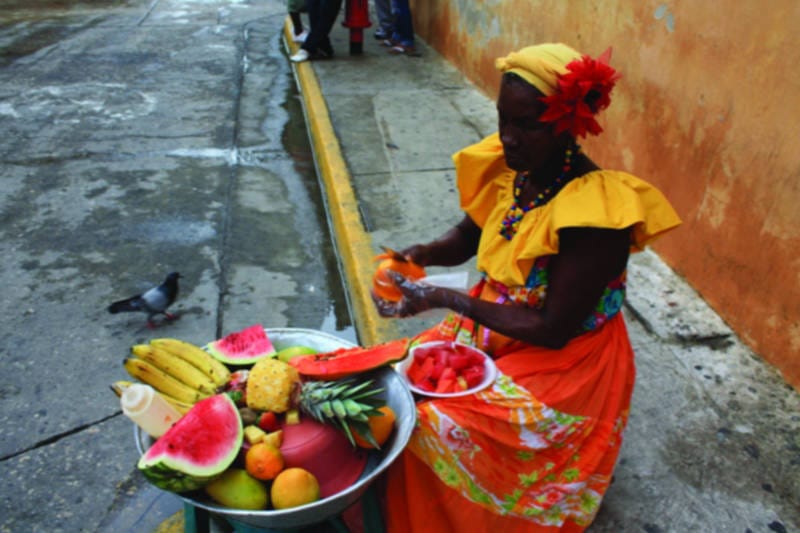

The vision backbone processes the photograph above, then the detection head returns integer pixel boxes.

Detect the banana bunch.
[121,338,232,408]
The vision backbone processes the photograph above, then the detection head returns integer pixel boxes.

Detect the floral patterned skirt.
[383,308,635,532]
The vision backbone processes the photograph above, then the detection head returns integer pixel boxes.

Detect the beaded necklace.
[499,144,579,240]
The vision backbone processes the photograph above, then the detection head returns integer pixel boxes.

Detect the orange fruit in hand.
[352,405,397,449]
[245,442,284,481]
[271,467,321,509]
[372,253,426,302]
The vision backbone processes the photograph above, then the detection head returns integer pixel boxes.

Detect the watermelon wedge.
[138,394,243,493]
[205,324,276,365]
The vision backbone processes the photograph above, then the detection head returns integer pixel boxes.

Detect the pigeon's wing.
[108,295,145,314]
[140,286,169,312]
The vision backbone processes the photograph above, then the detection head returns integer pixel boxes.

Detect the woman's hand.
[371,270,444,317]
[397,244,431,267]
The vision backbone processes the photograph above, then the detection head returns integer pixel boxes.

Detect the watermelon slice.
[205,324,276,365]
[138,394,243,493]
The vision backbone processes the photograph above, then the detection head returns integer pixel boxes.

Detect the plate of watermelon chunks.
[397,341,497,397]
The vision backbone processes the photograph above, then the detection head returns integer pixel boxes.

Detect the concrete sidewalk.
[285,18,800,533]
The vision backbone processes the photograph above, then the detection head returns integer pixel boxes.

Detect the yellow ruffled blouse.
[454,133,682,289]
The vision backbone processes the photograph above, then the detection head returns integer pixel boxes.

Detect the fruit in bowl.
[204,468,269,510]
[280,418,368,498]
[137,394,244,493]
[124,327,417,526]
[402,341,496,396]
[271,468,321,509]
[134,355,389,498]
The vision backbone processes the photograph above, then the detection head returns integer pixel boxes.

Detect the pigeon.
[108,272,181,328]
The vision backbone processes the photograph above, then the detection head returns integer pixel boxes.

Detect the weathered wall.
[410,0,800,389]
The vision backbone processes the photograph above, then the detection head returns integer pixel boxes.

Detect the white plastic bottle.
[121,383,182,438]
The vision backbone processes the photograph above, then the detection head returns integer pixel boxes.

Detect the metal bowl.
[135,328,416,530]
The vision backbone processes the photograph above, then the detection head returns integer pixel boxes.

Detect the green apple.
[275,345,318,363]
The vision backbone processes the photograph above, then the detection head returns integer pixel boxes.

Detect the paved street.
[0,1,354,531]
[0,1,798,532]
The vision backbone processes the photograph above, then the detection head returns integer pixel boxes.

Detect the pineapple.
[246,358,299,413]
[296,378,386,447]
[245,358,386,447]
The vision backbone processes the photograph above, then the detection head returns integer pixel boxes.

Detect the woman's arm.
[380,226,631,349]
[399,215,481,267]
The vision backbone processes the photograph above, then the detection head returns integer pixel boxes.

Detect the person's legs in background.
[288,0,308,42]
[291,0,318,62]
[389,0,417,55]
[293,0,342,61]
[373,0,392,40]
[312,0,342,56]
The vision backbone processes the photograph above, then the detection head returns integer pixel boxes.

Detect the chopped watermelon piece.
[462,364,486,388]
[430,361,446,380]
[432,348,450,367]
[435,377,456,394]
[413,347,432,364]
[406,360,425,384]
[448,352,470,370]
[415,377,436,392]
[440,367,456,382]
[419,356,436,380]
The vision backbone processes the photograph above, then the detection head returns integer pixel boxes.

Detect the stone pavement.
[0,1,353,531]
[286,15,800,533]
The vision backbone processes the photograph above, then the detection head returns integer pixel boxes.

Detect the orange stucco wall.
[410,0,800,390]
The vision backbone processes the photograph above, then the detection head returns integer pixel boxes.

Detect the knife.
[380,245,409,263]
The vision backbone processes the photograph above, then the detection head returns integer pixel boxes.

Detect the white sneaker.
[292,30,308,43]
[290,49,310,63]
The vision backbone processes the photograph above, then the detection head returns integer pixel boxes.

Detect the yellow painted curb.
[153,510,183,533]
[283,19,400,346]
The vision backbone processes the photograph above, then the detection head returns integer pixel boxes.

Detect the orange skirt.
[381,309,636,532]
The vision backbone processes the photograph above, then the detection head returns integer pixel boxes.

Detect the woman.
[373,44,681,531]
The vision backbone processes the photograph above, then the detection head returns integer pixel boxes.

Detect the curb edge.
[282,19,400,346]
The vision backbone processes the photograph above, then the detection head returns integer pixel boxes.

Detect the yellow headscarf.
[495,43,583,96]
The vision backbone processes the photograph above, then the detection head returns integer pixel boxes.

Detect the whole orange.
[270,467,321,509]
[372,254,426,302]
[245,442,284,481]
[352,405,396,449]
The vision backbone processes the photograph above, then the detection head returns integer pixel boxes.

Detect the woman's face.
[497,76,561,173]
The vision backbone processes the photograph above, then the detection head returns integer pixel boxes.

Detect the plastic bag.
[417,271,470,292]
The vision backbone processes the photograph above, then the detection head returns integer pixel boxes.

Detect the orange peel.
[372,253,426,302]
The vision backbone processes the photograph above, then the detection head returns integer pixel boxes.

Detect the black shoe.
[316,45,334,58]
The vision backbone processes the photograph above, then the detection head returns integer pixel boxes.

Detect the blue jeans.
[373,0,392,35]
[390,0,414,47]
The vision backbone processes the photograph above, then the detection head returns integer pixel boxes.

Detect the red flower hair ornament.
[538,47,621,138]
